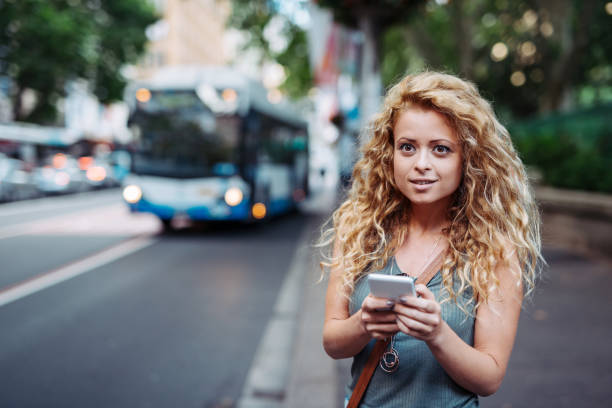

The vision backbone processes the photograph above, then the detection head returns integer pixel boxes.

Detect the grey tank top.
[346,257,478,408]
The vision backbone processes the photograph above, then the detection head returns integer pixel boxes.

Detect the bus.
[121,66,309,229]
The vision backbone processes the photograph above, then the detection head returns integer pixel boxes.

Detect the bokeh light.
[135,88,151,103]
[267,89,283,104]
[520,41,537,58]
[222,88,237,102]
[86,166,106,182]
[522,10,538,29]
[540,21,554,37]
[52,153,67,169]
[491,42,509,62]
[252,203,267,219]
[224,187,243,207]
[510,71,526,87]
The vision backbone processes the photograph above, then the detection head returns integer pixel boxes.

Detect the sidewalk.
[284,188,341,407]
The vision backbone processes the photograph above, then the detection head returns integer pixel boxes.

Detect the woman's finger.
[416,284,436,301]
[361,310,397,323]
[366,323,399,338]
[396,315,431,334]
[398,294,440,314]
[362,295,395,312]
[394,303,441,327]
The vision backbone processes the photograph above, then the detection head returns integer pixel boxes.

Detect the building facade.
[138,0,231,78]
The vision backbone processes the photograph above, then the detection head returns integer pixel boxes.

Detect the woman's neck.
[407,201,450,237]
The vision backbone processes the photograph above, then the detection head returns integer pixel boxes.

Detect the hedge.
[509,104,612,193]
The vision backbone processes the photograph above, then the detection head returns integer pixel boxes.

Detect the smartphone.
[368,274,417,300]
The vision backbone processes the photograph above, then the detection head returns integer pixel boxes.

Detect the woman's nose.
[414,150,431,171]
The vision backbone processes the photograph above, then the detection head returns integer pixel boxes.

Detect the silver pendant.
[380,348,399,373]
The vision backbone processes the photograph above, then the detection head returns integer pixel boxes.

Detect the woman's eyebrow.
[395,137,455,145]
[429,138,454,144]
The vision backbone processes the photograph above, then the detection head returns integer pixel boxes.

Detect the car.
[0,153,40,202]
[33,153,89,195]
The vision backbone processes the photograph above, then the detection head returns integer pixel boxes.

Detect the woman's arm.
[393,252,522,396]
[323,245,400,359]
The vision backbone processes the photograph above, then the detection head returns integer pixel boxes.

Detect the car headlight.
[123,185,142,203]
[224,187,243,206]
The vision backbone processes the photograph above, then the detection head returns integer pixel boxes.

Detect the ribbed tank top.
[346,257,479,407]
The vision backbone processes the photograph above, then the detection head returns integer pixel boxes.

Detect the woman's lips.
[410,179,437,190]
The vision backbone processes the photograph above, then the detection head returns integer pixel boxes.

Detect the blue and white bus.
[121,66,308,229]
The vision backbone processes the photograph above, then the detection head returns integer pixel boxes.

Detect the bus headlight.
[224,187,243,207]
[123,185,143,203]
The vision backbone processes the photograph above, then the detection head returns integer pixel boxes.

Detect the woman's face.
[392,107,463,207]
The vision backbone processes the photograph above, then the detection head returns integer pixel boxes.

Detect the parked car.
[78,156,120,189]
[33,153,89,195]
[0,153,40,202]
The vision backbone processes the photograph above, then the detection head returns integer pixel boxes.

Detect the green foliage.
[380,26,424,89]
[274,24,312,99]
[510,105,612,192]
[0,0,157,124]
[396,0,612,119]
[227,0,312,99]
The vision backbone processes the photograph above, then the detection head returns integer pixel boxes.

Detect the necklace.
[413,234,443,279]
[380,233,444,374]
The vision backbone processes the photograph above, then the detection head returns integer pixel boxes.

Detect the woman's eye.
[433,145,451,154]
[399,143,415,152]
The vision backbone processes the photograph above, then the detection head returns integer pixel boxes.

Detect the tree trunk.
[12,87,23,122]
[358,13,382,133]
[450,0,474,80]
[540,0,596,112]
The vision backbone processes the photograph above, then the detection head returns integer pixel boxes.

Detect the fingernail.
[386,300,395,307]
[399,297,408,304]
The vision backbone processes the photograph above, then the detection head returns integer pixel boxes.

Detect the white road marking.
[0,235,157,308]
[0,190,120,217]
[0,203,161,240]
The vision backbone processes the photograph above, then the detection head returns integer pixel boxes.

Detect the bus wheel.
[160,218,174,232]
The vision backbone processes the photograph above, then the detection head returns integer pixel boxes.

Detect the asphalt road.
[0,191,312,408]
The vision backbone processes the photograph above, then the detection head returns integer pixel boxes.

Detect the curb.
[535,185,612,261]
[535,185,612,221]
[237,221,313,408]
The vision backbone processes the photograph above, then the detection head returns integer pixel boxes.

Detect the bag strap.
[346,250,446,408]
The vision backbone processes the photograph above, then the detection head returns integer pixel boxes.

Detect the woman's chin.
[407,193,453,207]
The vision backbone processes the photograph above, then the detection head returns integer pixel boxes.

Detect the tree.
[227,0,312,99]
[228,0,426,123]
[396,0,612,118]
[0,0,157,124]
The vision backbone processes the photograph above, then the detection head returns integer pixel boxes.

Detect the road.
[0,190,313,408]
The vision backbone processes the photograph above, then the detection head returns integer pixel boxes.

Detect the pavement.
[269,186,612,407]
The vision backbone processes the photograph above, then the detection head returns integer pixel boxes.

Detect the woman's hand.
[360,295,400,340]
[394,284,444,344]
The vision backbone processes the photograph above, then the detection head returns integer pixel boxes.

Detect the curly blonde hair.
[320,71,542,310]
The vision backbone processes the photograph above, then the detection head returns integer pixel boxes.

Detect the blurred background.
[0,1,610,407]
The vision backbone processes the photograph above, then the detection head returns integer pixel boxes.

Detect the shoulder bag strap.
[346,250,446,408]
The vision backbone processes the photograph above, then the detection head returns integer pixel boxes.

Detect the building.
[138,0,232,78]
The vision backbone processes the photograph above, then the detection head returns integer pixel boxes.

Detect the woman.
[320,72,542,407]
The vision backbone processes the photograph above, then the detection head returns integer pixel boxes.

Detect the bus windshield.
[129,90,240,179]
